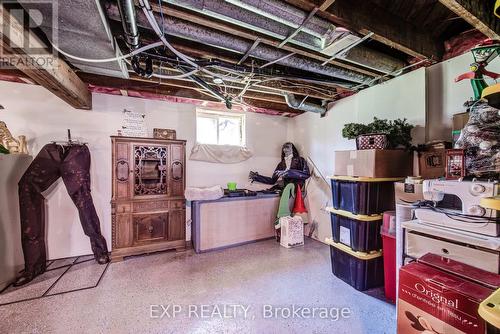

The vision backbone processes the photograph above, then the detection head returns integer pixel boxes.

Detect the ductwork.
[284,93,327,117]
[161,0,405,73]
[117,0,140,49]
[19,0,129,78]
[106,4,371,84]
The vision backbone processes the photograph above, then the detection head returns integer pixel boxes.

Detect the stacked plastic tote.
[325,176,401,291]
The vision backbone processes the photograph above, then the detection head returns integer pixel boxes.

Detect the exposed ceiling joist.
[141,1,383,78]
[319,0,336,11]
[0,5,92,109]
[284,0,443,60]
[438,0,500,39]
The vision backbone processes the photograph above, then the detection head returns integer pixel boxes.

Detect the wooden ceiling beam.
[0,5,92,109]
[283,0,443,60]
[438,0,500,39]
[80,72,300,115]
[77,72,302,109]
[319,0,337,11]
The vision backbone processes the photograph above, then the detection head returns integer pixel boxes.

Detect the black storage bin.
[327,238,384,291]
[330,176,400,215]
[329,209,382,252]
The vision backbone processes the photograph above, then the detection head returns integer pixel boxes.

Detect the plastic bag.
[455,102,500,178]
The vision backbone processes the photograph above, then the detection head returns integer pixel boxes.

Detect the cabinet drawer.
[133,200,169,213]
[406,231,499,273]
[116,203,131,214]
[170,200,185,209]
[133,212,168,243]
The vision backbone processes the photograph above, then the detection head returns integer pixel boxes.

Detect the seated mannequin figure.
[249,142,310,190]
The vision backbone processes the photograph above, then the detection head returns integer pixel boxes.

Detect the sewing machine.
[414,179,499,236]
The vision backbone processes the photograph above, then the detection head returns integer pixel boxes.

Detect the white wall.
[0,81,288,259]
[288,68,427,242]
[2,51,495,257]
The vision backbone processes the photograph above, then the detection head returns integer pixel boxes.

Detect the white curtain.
[189,143,253,163]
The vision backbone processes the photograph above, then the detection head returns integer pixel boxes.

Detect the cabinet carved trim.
[111,136,187,260]
[134,146,168,196]
[171,160,183,181]
[111,214,117,248]
[116,159,129,182]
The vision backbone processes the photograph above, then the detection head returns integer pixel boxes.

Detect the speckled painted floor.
[0,238,396,334]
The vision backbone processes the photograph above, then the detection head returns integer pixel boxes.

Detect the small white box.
[279,216,304,248]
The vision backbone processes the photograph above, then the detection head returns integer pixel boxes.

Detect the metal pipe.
[107,5,372,84]
[117,0,140,49]
[284,93,327,116]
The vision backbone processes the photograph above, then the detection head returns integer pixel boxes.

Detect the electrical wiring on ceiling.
[53,0,347,106]
[50,40,164,63]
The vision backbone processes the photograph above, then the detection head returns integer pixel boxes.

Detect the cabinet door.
[169,144,185,197]
[133,145,169,197]
[133,212,169,244]
[114,214,133,249]
[113,141,131,200]
[168,209,185,241]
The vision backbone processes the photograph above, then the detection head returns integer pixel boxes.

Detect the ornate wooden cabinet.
[110,136,186,261]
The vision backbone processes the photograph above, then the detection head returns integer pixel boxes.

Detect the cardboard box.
[418,149,446,179]
[452,112,470,144]
[398,254,499,334]
[334,149,412,178]
[395,182,424,204]
[453,112,470,132]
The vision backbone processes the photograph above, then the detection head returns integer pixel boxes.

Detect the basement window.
[196,109,246,147]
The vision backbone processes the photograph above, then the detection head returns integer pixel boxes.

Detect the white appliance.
[415,179,499,236]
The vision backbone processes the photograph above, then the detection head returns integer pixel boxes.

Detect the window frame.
[196,109,246,147]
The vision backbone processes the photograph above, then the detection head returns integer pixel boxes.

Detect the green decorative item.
[455,41,500,101]
[227,182,237,191]
[342,117,414,149]
[0,144,9,154]
[275,183,295,226]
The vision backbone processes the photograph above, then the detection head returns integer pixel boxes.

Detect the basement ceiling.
[0,0,493,115]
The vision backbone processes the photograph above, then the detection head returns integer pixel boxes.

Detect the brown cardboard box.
[418,149,446,179]
[398,254,499,334]
[395,182,424,204]
[334,149,412,178]
[452,111,470,131]
[452,112,469,144]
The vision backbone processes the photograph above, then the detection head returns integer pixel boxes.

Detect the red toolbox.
[381,211,396,304]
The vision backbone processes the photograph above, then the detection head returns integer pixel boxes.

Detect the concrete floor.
[0,238,396,334]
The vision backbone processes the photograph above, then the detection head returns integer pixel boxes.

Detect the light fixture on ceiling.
[213,78,224,84]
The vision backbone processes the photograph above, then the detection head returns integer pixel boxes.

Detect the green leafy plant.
[342,117,414,149]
